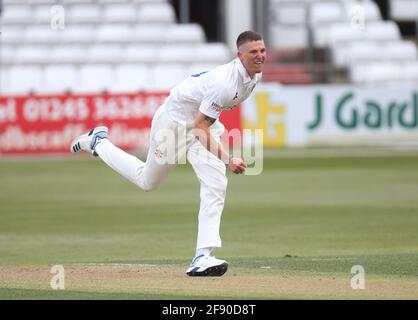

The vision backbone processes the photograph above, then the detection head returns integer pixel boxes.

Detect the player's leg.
[71,105,178,191]
[94,140,175,192]
[185,139,229,276]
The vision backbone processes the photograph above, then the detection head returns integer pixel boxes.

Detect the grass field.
[1,148,418,299]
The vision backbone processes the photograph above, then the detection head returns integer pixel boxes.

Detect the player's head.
[236,30,266,77]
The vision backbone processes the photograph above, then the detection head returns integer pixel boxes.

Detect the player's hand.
[228,157,246,174]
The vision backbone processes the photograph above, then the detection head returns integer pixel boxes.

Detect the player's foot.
[186,255,228,277]
[70,126,108,156]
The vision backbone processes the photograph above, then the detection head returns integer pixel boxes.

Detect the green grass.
[1,149,418,299]
[0,288,218,300]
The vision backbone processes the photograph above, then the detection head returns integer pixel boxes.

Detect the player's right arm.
[193,111,246,174]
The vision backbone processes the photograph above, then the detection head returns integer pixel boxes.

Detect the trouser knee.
[140,179,160,192]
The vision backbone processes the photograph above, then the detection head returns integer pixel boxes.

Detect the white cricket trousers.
[94,104,227,249]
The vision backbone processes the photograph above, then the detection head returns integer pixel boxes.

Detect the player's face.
[238,40,266,77]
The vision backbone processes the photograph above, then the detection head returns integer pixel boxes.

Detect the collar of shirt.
[235,58,262,85]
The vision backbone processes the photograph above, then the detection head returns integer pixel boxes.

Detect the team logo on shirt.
[154,148,164,159]
[211,101,223,113]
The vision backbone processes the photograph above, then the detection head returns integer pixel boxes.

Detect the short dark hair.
[236,30,263,49]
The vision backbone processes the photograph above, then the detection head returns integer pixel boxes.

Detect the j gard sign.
[241,84,418,147]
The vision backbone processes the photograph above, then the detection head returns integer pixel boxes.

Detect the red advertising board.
[0,92,241,155]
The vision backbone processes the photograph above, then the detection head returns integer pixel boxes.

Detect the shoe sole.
[186,262,228,277]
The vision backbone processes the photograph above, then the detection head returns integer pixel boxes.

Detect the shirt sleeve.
[198,80,230,120]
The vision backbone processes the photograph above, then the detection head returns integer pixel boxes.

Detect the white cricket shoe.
[186,255,228,277]
[70,126,108,156]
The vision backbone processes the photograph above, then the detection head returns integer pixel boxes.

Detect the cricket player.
[71,30,266,276]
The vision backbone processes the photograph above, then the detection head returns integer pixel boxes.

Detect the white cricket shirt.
[164,58,262,128]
